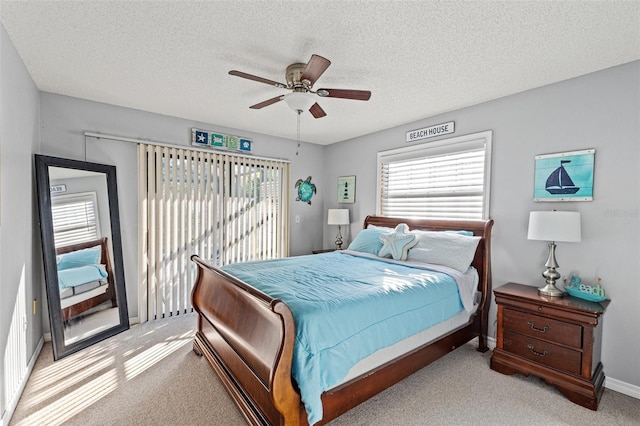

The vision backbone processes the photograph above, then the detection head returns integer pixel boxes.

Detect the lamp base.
[538,242,565,297]
[538,283,565,297]
[334,225,344,250]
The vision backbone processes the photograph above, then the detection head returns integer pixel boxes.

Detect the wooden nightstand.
[490,282,609,410]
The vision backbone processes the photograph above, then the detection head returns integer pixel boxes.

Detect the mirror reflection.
[49,167,120,344]
[35,155,129,360]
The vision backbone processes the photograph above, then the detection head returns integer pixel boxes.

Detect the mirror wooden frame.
[35,154,129,360]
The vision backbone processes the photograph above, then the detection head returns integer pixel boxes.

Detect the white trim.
[1,336,44,426]
[604,376,640,399]
[487,335,497,350]
[84,131,291,163]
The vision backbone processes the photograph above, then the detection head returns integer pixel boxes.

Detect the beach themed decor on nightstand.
[564,275,607,302]
[534,149,595,202]
[295,176,316,204]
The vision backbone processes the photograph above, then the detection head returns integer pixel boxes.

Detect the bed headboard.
[362,215,494,315]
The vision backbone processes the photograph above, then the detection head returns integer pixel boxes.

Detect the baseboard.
[605,377,640,399]
[485,336,639,400]
[1,336,44,426]
[487,335,496,350]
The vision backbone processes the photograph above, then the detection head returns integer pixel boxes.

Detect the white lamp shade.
[283,92,316,112]
[528,211,581,243]
[328,209,350,225]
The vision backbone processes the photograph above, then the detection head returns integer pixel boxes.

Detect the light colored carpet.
[10,313,640,425]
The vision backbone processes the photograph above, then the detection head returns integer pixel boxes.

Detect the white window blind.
[51,192,100,247]
[378,131,492,220]
[138,144,290,320]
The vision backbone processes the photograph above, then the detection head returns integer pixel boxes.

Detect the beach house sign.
[406,121,455,142]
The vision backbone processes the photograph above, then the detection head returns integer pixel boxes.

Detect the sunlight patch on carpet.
[123,334,191,380]
[14,369,118,426]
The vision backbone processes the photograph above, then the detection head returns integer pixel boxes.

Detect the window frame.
[376,130,493,220]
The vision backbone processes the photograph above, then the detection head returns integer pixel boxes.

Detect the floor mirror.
[35,155,129,360]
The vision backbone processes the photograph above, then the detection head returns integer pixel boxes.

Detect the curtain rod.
[84,131,292,163]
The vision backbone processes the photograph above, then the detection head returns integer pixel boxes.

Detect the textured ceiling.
[1,1,639,145]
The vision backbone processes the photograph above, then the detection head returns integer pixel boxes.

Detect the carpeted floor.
[9,313,640,425]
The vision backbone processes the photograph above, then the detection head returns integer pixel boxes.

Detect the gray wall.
[322,61,640,390]
[38,92,325,327]
[0,23,42,422]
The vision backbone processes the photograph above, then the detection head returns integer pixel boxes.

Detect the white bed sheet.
[60,282,109,309]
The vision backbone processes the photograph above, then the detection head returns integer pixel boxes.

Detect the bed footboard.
[190,255,301,426]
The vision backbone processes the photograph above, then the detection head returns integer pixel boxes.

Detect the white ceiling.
[1,1,639,145]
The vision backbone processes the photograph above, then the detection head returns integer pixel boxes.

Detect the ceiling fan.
[229,54,371,118]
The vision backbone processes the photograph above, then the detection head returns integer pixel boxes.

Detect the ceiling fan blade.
[309,103,327,119]
[301,54,331,86]
[229,70,287,88]
[317,88,371,101]
[249,96,284,109]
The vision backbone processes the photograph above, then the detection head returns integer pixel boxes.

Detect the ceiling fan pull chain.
[296,110,301,156]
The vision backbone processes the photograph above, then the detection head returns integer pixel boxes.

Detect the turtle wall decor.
[295,176,316,204]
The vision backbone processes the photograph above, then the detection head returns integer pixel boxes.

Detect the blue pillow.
[57,246,101,271]
[378,223,418,261]
[348,228,390,255]
[446,230,474,236]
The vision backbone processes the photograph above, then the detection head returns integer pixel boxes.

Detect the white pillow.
[407,231,481,272]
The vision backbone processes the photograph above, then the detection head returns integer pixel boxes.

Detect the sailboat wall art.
[534,149,595,202]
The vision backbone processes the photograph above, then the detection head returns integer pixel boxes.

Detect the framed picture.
[534,149,595,202]
[338,175,356,204]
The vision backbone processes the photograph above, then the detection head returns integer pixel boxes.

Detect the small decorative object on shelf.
[564,275,607,302]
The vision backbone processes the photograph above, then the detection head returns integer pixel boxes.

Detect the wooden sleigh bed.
[56,237,117,321]
[191,215,493,425]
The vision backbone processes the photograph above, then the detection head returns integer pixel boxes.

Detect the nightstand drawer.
[504,308,582,348]
[503,331,582,375]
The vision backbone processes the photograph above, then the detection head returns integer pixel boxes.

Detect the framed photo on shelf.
[533,149,595,202]
[337,175,356,204]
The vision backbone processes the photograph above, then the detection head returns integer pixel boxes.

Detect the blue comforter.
[221,251,464,425]
[57,264,107,289]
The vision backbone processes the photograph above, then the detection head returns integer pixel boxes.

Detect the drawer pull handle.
[527,344,549,357]
[527,321,549,333]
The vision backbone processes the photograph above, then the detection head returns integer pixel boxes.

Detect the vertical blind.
[138,144,290,320]
[378,132,492,220]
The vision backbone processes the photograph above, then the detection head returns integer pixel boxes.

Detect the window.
[377,130,492,220]
[51,192,100,247]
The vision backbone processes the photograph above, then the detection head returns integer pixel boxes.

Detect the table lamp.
[328,209,350,250]
[527,211,581,297]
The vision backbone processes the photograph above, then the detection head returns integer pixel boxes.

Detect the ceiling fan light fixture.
[283,92,316,113]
